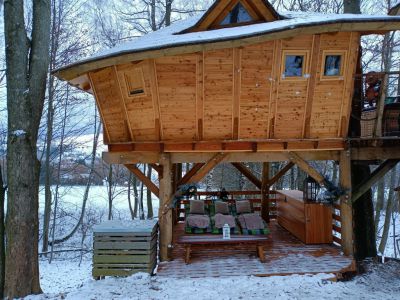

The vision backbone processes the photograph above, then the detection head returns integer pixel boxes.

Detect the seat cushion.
[190,200,205,214]
[236,200,252,214]
[215,201,230,215]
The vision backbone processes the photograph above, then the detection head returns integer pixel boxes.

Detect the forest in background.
[0,0,399,297]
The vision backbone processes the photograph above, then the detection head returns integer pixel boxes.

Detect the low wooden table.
[177,235,268,264]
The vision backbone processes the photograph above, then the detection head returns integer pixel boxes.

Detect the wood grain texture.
[276,191,333,244]
[87,33,361,146]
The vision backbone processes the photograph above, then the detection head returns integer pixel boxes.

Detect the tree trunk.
[165,0,172,27]
[147,165,154,219]
[50,118,101,245]
[352,164,377,260]
[49,93,69,263]
[133,174,139,218]
[343,0,361,14]
[128,173,135,219]
[150,0,157,31]
[4,0,51,297]
[0,166,6,299]
[108,165,113,220]
[374,178,385,236]
[378,169,397,254]
[139,165,145,220]
[42,0,59,255]
[344,0,377,260]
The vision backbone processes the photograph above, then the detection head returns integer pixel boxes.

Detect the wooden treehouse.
[55,0,400,278]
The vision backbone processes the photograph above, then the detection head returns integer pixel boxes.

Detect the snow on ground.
[38,185,160,215]
[27,258,400,300]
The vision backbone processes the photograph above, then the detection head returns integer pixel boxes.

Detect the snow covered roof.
[93,220,158,233]
[55,11,400,81]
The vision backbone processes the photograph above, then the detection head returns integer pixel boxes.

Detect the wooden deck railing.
[355,72,400,138]
[175,190,277,223]
[332,202,342,246]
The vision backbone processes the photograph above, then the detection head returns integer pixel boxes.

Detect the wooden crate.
[92,221,158,278]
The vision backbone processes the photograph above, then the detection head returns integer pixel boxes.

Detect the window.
[124,68,146,97]
[324,55,341,76]
[281,50,309,80]
[321,51,347,80]
[284,55,304,77]
[220,2,254,25]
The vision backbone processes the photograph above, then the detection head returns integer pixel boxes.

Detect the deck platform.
[157,221,355,278]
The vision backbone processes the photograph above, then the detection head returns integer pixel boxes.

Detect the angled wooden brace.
[177,163,205,186]
[268,162,295,186]
[186,152,228,184]
[352,159,399,203]
[286,152,339,193]
[125,164,160,198]
[231,163,262,189]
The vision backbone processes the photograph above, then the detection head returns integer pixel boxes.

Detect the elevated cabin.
[55,0,400,278]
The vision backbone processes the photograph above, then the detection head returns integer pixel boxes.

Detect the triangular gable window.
[220,2,254,26]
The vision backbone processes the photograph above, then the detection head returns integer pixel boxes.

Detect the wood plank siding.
[88,32,359,145]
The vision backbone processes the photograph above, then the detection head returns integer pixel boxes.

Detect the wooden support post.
[339,150,354,256]
[352,159,399,203]
[159,154,173,262]
[125,164,160,198]
[231,163,262,189]
[261,162,270,223]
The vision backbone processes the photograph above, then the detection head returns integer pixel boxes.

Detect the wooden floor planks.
[157,221,355,278]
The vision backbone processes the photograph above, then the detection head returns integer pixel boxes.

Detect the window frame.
[320,50,347,81]
[280,50,310,81]
[210,0,261,29]
[124,67,147,98]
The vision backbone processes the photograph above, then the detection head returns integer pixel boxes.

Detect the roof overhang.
[54,18,400,83]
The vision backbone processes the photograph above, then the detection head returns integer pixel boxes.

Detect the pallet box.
[92,220,158,279]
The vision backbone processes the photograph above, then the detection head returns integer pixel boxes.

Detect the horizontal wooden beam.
[231,163,262,189]
[268,162,295,186]
[352,159,399,203]
[103,152,160,164]
[125,164,159,198]
[107,139,345,153]
[103,150,341,164]
[351,146,400,161]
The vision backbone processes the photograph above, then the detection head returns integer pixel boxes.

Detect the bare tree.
[344,0,361,14]
[147,165,154,219]
[0,165,6,299]
[379,168,398,253]
[4,0,51,297]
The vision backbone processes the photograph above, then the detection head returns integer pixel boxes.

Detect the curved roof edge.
[54,13,400,82]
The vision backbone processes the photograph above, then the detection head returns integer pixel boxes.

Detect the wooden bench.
[177,235,268,264]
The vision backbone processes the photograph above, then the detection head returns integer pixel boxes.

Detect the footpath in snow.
[27,258,400,300]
